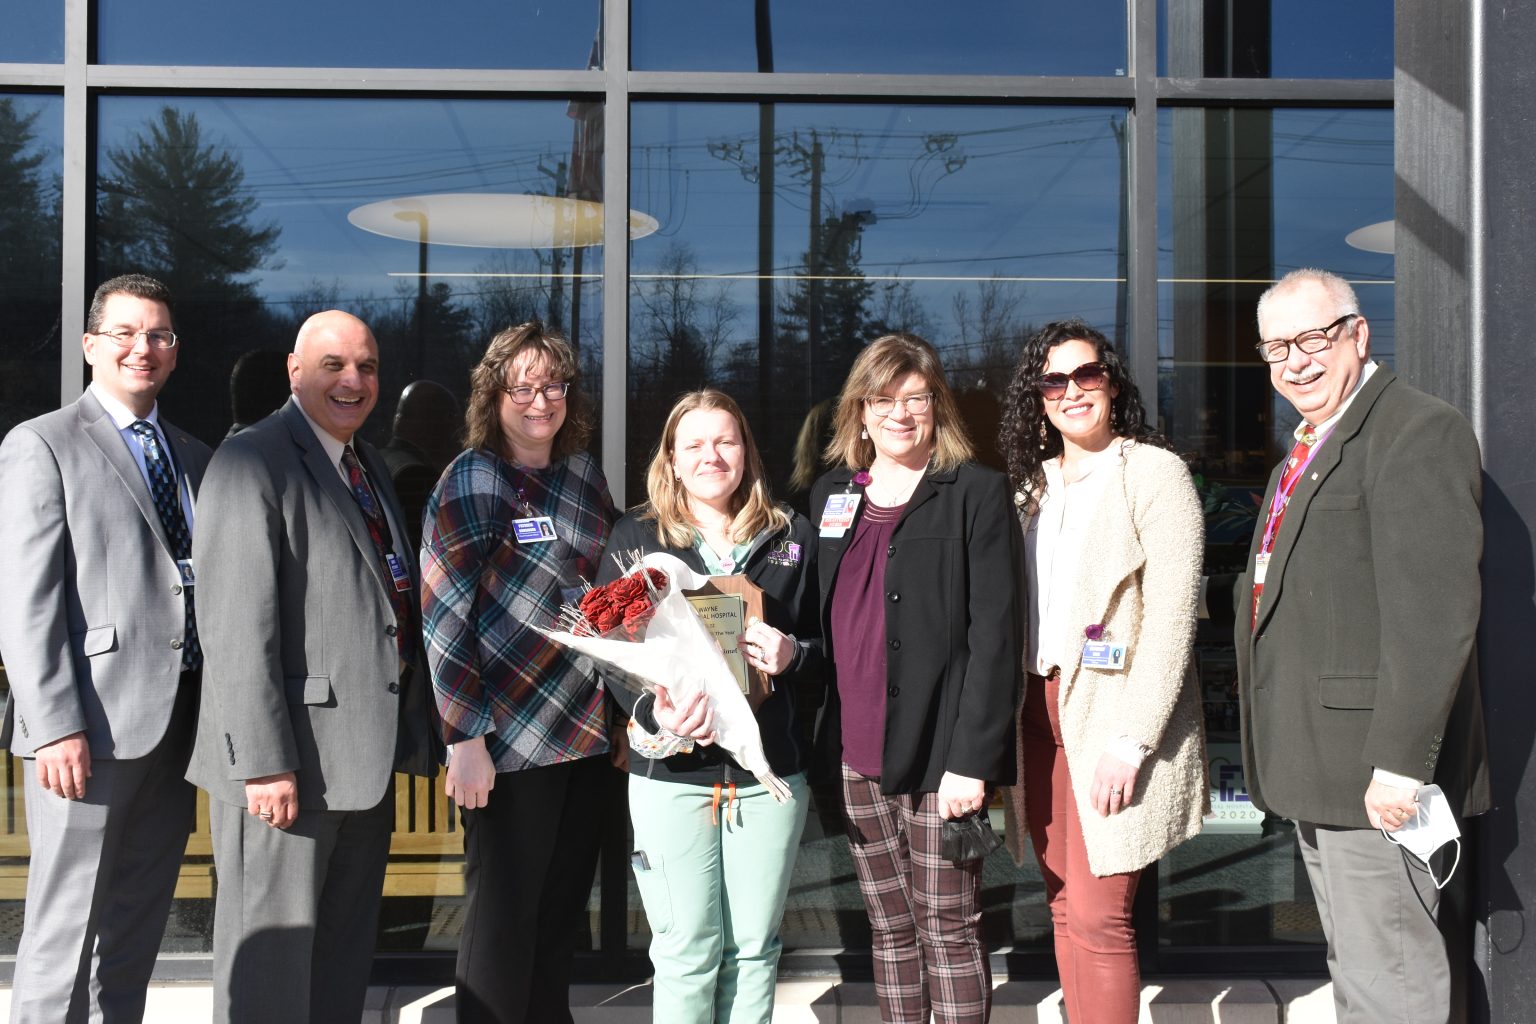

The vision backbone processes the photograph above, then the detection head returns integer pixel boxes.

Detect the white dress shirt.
[89,382,195,530]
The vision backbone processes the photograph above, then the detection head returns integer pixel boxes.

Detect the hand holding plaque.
[684,575,774,713]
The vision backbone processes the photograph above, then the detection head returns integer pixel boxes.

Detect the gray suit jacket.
[1236,369,1492,827]
[0,391,211,759]
[187,398,435,811]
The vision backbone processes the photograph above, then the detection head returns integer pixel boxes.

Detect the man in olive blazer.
[0,274,211,1023]
[1236,269,1489,1023]
[187,310,435,1024]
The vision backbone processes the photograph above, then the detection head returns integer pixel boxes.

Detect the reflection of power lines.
[706,125,967,225]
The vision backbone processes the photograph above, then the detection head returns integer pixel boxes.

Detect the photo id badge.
[819,492,862,538]
[384,553,412,593]
[1254,552,1270,585]
[513,516,558,544]
[1081,641,1128,671]
[176,558,196,587]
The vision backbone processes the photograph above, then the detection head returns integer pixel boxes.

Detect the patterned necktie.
[1250,430,1317,631]
[341,444,416,663]
[129,420,200,671]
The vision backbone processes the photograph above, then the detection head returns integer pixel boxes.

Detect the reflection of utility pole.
[755,0,775,462]
[393,210,428,380]
[537,156,570,331]
[1110,117,1128,347]
[783,131,826,404]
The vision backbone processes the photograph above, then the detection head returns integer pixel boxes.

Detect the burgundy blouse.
[828,499,906,778]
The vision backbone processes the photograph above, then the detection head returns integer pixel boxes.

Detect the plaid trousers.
[841,764,991,1024]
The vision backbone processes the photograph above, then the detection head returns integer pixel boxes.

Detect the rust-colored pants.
[1021,673,1142,1024]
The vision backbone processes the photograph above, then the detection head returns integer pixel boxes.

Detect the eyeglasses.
[865,393,932,417]
[1036,362,1109,401]
[95,328,178,350]
[1255,313,1358,364]
[500,381,570,404]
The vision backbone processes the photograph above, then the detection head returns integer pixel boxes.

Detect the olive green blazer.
[1235,369,1490,827]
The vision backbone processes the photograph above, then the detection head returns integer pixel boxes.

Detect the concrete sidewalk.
[0,978,1339,1021]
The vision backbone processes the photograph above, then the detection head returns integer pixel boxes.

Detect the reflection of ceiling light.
[347,193,660,249]
[1345,219,1394,254]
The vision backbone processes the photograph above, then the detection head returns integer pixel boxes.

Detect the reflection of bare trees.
[624,242,746,493]
[868,279,931,339]
[468,253,550,345]
[948,278,1032,391]
[631,242,742,384]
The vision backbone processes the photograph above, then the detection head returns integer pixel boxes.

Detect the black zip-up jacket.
[595,507,823,786]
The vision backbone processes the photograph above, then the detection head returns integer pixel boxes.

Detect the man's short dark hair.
[86,274,174,334]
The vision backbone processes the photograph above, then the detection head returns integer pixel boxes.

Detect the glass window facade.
[0,94,63,438]
[0,0,1395,981]
[631,0,1129,76]
[626,100,1127,502]
[96,1,603,69]
[0,2,62,63]
[1160,0,1393,78]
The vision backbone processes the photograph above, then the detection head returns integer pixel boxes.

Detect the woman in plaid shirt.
[420,322,617,1024]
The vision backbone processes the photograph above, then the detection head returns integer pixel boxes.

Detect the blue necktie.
[130,420,200,671]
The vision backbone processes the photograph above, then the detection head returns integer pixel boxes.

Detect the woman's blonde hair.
[463,321,593,461]
[640,390,789,549]
[824,332,974,472]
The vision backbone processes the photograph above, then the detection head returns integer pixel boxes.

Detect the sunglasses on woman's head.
[1036,361,1109,401]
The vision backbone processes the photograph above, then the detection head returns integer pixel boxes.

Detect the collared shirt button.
[388,681,400,694]
[888,638,901,650]
[888,686,900,697]
[887,544,896,558]
[888,591,900,602]
[385,624,399,637]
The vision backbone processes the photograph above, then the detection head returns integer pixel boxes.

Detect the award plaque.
[684,574,774,712]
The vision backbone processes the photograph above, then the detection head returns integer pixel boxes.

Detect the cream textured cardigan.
[1004,440,1210,877]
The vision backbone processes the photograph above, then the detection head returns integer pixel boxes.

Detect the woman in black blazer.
[810,333,1020,1024]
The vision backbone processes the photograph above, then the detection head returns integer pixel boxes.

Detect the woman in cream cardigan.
[999,319,1208,1024]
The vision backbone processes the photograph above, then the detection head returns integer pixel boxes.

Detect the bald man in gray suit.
[0,274,211,1023]
[188,310,436,1024]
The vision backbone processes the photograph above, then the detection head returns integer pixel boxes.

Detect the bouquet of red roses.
[570,567,669,640]
[537,552,790,803]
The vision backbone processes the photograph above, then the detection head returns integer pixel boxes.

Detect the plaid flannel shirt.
[420,447,616,770]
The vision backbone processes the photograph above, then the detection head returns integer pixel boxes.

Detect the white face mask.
[1382,783,1461,889]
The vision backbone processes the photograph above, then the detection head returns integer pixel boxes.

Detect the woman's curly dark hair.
[999,319,1168,513]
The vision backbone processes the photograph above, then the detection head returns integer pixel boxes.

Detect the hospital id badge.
[1081,641,1128,671]
[176,558,196,587]
[819,492,861,538]
[512,516,558,544]
[1254,552,1270,585]
[385,553,412,593]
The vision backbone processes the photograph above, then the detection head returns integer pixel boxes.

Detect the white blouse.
[1025,446,1121,677]
[1024,441,1147,769]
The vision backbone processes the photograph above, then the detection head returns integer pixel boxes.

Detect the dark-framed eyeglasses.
[865,392,933,417]
[95,328,178,350]
[1036,361,1109,401]
[499,381,570,404]
[1255,313,1358,364]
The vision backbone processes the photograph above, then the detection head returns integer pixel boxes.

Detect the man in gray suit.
[0,274,211,1023]
[188,310,435,1024]
[1236,268,1490,1023]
